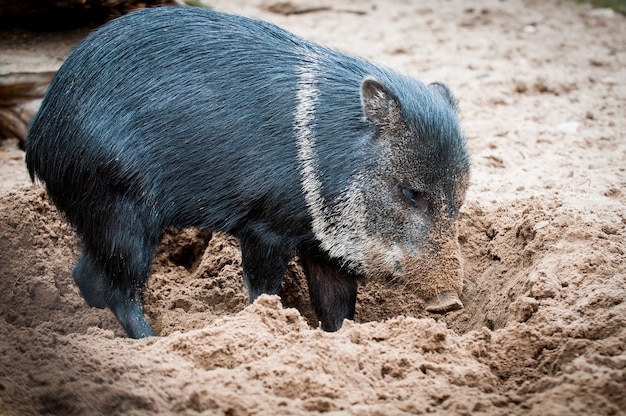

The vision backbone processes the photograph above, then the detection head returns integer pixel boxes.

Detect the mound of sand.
[1,0,624,414]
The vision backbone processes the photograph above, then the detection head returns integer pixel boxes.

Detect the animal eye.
[400,186,428,213]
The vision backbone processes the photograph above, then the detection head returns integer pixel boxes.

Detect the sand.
[0,0,625,414]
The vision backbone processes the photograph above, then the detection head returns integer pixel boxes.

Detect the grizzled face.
[360,77,469,244]
[294,67,469,308]
[356,77,470,303]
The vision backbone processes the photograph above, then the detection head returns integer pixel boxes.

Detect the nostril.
[425,291,463,314]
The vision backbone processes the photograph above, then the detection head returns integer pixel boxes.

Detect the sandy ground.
[1,0,625,414]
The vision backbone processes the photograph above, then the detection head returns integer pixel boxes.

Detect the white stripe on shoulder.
[293,51,325,243]
[293,51,366,271]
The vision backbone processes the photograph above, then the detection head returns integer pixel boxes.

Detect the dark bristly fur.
[26,7,469,338]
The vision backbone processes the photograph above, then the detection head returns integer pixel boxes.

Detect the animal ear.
[428,82,458,111]
[360,76,401,128]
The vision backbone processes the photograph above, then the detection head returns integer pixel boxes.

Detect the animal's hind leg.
[73,249,111,310]
[73,249,154,338]
[73,200,159,338]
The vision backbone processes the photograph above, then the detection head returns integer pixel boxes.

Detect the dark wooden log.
[0,0,175,29]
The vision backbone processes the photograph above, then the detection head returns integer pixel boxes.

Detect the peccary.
[26,7,470,338]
